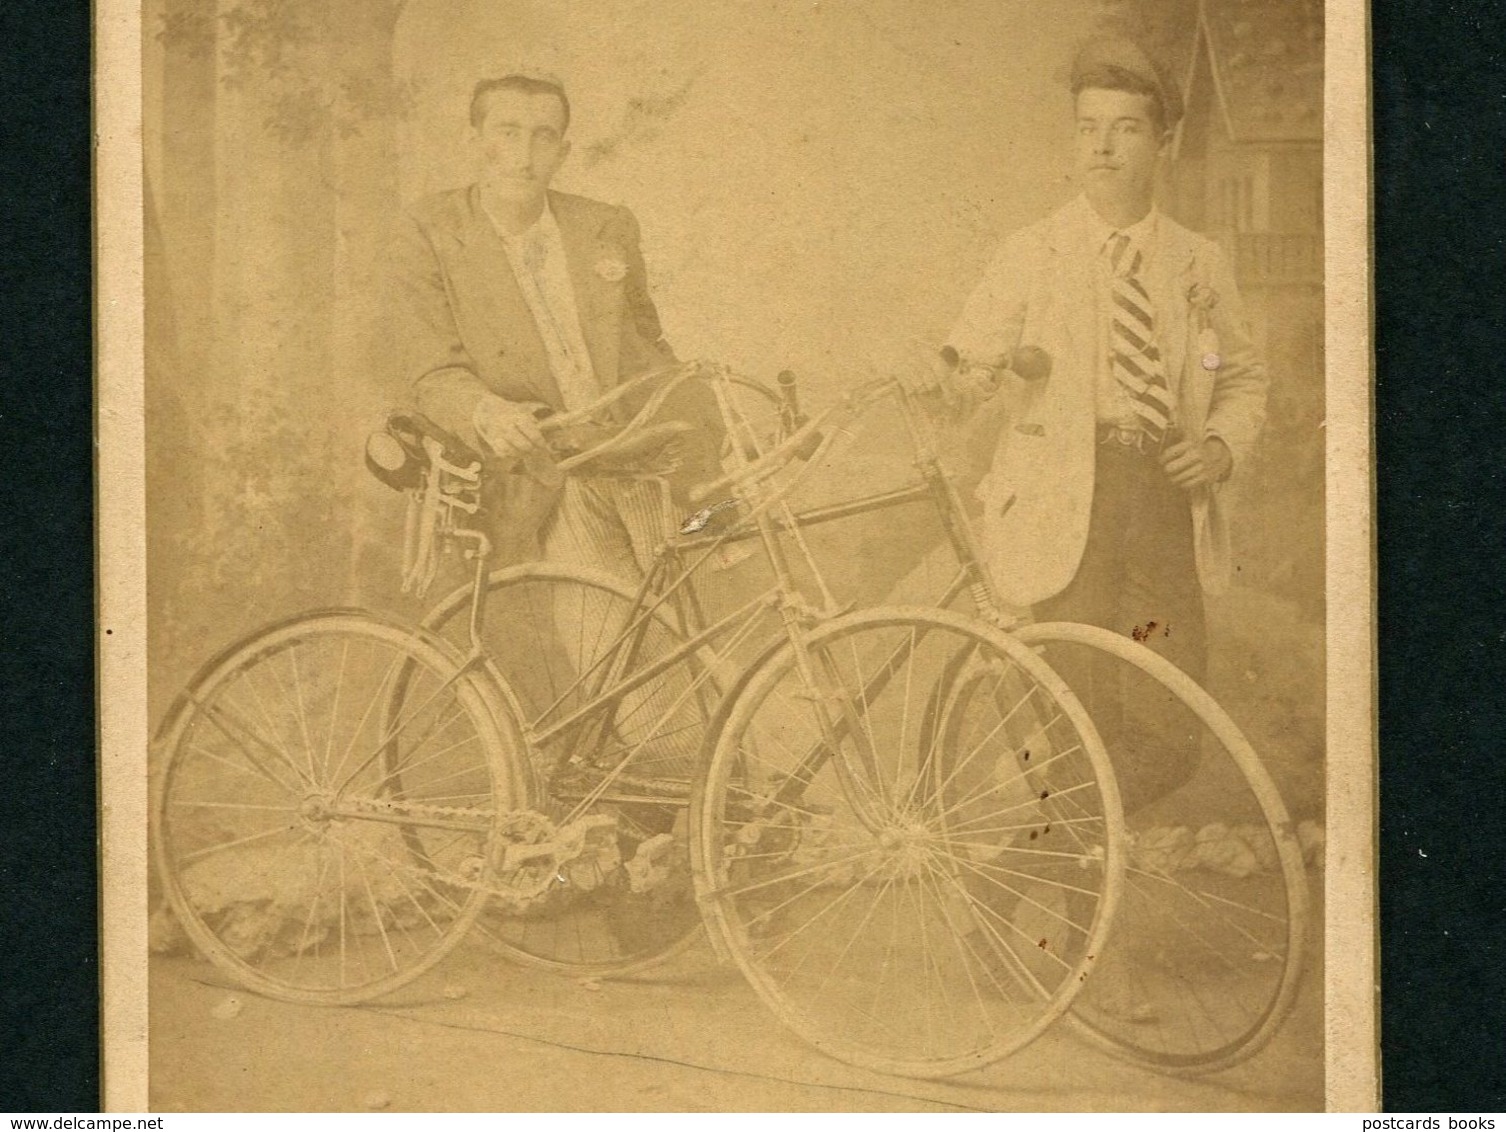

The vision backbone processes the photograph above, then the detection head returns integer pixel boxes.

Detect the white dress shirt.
[485,201,601,412]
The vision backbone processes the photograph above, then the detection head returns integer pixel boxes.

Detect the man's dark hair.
[1072,65,1170,136]
[469,74,571,132]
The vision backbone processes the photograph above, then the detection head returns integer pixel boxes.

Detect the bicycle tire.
[691,606,1125,1078]
[1014,621,1310,1074]
[152,610,523,1005]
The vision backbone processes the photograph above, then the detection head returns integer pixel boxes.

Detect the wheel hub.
[299,792,335,830]
[875,819,934,875]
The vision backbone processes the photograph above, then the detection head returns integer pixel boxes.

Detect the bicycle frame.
[423,367,1023,830]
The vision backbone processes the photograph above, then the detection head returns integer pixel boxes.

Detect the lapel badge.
[1198,327,1222,367]
[1188,283,1221,364]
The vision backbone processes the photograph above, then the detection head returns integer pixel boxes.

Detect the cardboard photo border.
[93,0,1376,1110]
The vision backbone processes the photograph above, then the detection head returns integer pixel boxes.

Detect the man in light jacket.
[947,38,1268,810]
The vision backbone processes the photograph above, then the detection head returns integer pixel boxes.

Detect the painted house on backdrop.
[1165,0,1325,616]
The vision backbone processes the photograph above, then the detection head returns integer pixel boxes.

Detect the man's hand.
[473,395,549,463]
[911,348,1003,415]
[1159,436,1232,490]
[954,364,1002,402]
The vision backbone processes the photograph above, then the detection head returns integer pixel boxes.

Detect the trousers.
[1032,443,1208,816]
[539,477,674,578]
[536,477,703,781]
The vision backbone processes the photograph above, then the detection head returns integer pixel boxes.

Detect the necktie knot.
[1105,231,1140,278]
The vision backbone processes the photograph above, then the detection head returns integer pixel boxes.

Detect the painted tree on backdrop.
[150,0,417,712]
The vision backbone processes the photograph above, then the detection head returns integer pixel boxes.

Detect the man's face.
[1074,87,1167,204]
[473,88,570,203]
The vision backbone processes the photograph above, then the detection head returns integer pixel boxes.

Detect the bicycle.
[902,352,1312,1075]
[152,356,1305,1079]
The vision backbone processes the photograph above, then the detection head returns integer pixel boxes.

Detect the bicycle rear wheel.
[152,611,522,1005]
[692,607,1124,1078]
[423,564,727,977]
[1014,621,1310,1074]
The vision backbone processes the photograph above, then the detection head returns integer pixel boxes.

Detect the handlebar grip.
[933,344,1051,393]
[1010,345,1052,383]
[777,369,802,417]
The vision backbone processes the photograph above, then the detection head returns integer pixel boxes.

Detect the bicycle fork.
[740,482,899,832]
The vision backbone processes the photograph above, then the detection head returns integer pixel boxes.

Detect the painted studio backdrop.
[144,0,1323,825]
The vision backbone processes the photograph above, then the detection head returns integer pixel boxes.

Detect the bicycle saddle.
[555,419,698,478]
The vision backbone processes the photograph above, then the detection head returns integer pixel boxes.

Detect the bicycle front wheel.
[692,607,1124,1078]
[1015,622,1310,1074]
[152,611,522,1005]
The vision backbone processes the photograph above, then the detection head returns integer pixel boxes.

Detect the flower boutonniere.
[1186,281,1219,315]
[1187,281,1222,365]
[595,257,629,283]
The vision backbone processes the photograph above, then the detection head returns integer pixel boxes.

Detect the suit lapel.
[449,187,561,406]
[1148,217,1197,398]
[1045,198,1096,374]
[552,192,623,388]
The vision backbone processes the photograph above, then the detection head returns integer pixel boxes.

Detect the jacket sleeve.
[946,230,1034,370]
[385,208,493,453]
[938,230,1041,490]
[618,206,677,368]
[1199,242,1269,473]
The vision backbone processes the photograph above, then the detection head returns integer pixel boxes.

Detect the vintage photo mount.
[95,0,1375,1111]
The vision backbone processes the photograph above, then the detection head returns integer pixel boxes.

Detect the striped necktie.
[1106,231,1175,443]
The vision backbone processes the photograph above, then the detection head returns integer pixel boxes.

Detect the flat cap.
[500,67,567,90]
[1070,37,1183,128]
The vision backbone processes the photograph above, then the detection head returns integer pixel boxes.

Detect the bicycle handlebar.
[548,361,705,474]
[538,360,703,439]
[369,364,905,526]
[686,376,896,505]
[366,361,708,492]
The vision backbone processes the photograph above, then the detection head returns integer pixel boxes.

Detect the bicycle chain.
[335,796,663,911]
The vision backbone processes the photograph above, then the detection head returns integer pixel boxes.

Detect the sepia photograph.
[99,0,1371,1112]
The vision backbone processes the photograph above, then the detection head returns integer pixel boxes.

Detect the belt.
[1097,424,1155,454]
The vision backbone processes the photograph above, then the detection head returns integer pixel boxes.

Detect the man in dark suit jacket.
[387,73,722,569]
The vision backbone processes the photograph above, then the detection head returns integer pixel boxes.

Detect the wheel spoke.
[1012,623,1308,1070]
[282,640,320,784]
[318,639,351,786]
[233,663,311,787]
[168,798,297,814]
[177,822,299,866]
[756,853,892,975]
[323,646,407,790]
[711,845,881,900]
[158,615,507,1004]
[187,696,309,795]
[425,567,717,975]
[333,664,471,796]
[923,681,1052,814]
[700,612,1118,1073]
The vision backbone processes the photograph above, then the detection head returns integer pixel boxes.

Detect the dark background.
[1372,0,1506,1110]
[0,1,97,1113]
[0,0,1503,1113]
